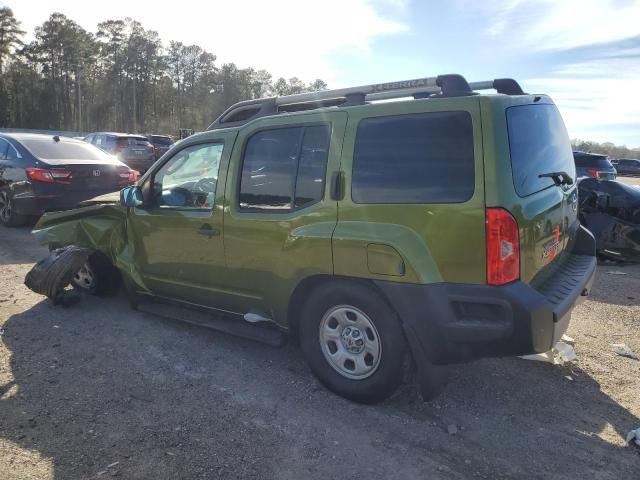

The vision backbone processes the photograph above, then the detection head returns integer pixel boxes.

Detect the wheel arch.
[286,274,403,344]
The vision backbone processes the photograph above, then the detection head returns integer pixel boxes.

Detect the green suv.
[33,74,597,403]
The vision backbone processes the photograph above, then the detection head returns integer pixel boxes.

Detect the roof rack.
[207,74,526,130]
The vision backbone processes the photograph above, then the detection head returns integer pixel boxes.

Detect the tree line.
[572,139,640,160]
[0,8,327,135]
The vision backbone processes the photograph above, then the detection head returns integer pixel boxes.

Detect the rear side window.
[507,104,575,197]
[351,111,475,204]
[239,125,330,212]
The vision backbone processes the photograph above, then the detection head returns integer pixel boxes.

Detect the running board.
[137,301,287,347]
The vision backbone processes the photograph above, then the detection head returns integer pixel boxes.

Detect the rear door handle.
[198,224,220,237]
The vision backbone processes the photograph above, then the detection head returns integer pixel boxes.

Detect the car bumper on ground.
[375,225,597,366]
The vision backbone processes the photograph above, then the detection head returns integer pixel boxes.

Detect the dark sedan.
[0,133,137,227]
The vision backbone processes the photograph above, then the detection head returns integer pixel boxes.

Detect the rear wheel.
[0,188,28,227]
[299,280,409,404]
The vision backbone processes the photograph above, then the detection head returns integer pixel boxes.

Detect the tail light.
[586,168,599,178]
[117,167,138,185]
[26,167,72,185]
[486,208,520,286]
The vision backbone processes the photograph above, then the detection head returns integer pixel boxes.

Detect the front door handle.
[198,224,220,237]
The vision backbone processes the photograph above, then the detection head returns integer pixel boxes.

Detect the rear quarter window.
[507,104,575,197]
[351,111,475,204]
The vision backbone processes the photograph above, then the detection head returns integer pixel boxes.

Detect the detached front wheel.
[300,281,409,404]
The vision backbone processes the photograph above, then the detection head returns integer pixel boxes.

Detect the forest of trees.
[0,7,327,135]
[572,139,640,160]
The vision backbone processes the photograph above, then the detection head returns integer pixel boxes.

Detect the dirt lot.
[1,225,639,480]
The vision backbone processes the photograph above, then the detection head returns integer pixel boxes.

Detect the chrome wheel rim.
[319,305,382,380]
[73,263,95,290]
[0,191,12,224]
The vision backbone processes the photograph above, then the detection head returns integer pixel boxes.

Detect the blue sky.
[5,0,640,147]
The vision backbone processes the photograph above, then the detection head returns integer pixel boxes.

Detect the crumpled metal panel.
[31,204,148,291]
[578,178,640,262]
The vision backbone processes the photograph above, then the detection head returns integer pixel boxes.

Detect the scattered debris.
[520,341,577,365]
[606,271,628,276]
[561,334,576,345]
[24,246,92,305]
[611,343,640,360]
[106,462,120,469]
[627,428,640,448]
[447,424,458,435]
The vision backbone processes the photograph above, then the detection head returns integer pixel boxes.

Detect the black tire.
[0,187,28,227]
[299,280,409,404]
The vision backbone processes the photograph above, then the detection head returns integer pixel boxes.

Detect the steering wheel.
[194,178,217,193]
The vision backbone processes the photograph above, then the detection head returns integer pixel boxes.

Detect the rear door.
[222,111,347,320]
[504,102,577,284]
[334,98,486,284]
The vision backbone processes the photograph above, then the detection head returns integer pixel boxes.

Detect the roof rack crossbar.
[469,78,526,95]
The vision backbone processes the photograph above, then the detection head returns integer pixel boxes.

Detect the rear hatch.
[502,102,579,284]
[117,136,155,160]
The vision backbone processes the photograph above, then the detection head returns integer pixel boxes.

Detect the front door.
[127,132,236,310]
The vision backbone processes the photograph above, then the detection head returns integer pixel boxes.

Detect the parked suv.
[144,134,175,160]
[573,151,617,180]
[612,158,640,176]
[84,132,155,173]
[33,75,596,403]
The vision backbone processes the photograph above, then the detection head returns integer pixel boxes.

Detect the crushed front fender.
[32,204,148,292]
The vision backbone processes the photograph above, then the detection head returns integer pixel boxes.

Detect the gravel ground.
[1,226,639,479]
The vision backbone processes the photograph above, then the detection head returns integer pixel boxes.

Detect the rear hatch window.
[574,154,613,169]
[21,138,113,161]
[507,104,575,197]
[150,136,174,145]
[118,137,151,147]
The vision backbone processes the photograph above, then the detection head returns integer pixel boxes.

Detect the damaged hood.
[77,191,121,207]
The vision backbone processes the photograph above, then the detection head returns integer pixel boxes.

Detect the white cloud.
[528,57,640,145]
[479,0,640,51]
[6,0,409,83]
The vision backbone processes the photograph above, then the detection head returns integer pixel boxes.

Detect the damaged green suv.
[32,74,597,403]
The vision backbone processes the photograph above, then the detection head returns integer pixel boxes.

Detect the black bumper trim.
[375,228,596,366]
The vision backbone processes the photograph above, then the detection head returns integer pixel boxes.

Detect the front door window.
[152,143,223,209]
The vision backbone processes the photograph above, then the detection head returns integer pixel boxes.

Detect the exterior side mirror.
[120,185,143,208]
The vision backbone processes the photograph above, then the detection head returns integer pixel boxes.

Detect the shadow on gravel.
[1,295,638,479]
[0,225,46,267]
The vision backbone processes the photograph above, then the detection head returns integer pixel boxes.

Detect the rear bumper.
[376,225,597,365]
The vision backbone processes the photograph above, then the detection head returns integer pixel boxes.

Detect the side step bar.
[138,301,287,347]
